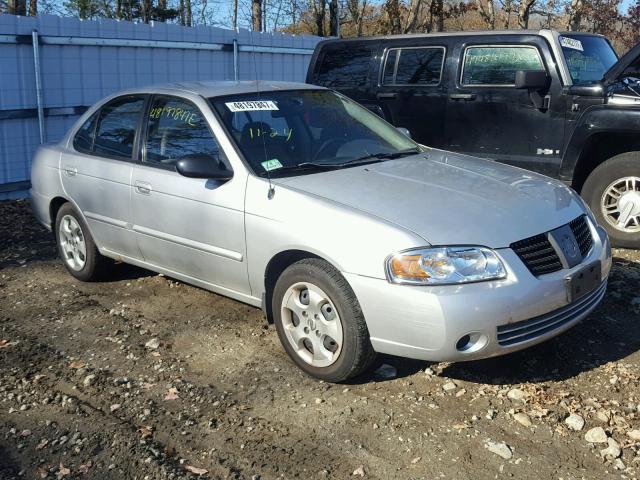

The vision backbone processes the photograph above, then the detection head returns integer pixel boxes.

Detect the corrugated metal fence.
[0,14,321,198]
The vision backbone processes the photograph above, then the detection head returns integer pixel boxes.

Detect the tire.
[54,203,111,281]
[272,258,376,382]
[581,151,640,249]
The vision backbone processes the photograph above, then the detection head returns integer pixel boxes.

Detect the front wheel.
[581,152,640,249]
[272,258,376,382]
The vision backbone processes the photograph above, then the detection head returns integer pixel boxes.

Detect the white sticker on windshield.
[559,36,583,52]
[225,100,279,112]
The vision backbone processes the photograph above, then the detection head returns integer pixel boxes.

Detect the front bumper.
[344,222,612,363]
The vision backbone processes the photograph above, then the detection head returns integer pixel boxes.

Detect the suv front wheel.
[582,152,640,249]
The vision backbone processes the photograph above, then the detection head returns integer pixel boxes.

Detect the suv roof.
[315,29,606,43]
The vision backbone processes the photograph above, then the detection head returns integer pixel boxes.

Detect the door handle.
[64,167,77,177]
[449,93,477,100]
[376,92,398,99]
[134,181,152,195]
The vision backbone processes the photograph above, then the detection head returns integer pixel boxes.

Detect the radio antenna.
[248,22,275,199]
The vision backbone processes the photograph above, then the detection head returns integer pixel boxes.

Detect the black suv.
[307,30,640,248]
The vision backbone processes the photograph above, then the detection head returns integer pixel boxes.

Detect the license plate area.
[566,261,601,303]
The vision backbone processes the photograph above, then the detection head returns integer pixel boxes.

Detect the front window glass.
[93,96,145,160]
[144,96,222,168]
[462,46,544,85]
[210,90,419,176]
[73,111,99,153]
[559,35,618,85]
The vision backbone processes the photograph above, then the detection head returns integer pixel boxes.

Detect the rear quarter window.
[461,46,543,86]
[313,44,372,88]
[382,47,445,85]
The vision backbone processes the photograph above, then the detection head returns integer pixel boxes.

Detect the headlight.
[386,246,507,285]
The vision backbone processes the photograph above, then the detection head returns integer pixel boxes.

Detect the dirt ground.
[1,199,640,480]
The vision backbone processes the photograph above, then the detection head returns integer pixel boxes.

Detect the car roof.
[315,29,606,43]
[117,80,324,98]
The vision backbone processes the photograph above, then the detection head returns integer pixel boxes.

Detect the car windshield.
[210,89,421,176]
[559,34,618,85]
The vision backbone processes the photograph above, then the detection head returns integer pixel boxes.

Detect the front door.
[444,40,566,177]
[375,44,448,147]
[60,95,146,259]
[130,94,249,295]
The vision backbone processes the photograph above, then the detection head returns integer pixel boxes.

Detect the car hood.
[274,150,585,248]
[603,41,640,84]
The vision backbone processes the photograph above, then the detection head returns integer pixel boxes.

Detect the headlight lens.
[386,247,506,285]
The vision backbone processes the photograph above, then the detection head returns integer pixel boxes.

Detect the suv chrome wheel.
[58,214,87,271]
[601,176,640,233]
[280,281,343,368]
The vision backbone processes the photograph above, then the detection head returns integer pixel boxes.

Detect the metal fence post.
[233,38,239,81]
[31,29,46,144]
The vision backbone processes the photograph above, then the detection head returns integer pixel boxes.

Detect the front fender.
[560,105,640,180]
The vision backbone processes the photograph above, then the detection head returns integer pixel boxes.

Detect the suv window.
[383,47,445,85]
[144,96,222,168]
[461,46,544,86]
[314,45,372,88]
[90,96,145,160]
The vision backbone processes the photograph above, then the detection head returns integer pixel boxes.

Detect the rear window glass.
[461,46,543,86]
[93,97,145,160]
[383,47,444,85]
[314,45,372,88]
[73,112,99,153]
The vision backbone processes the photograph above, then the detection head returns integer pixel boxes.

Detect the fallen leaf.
[36,439,49,450]
[164,387,179,401]
[353,465,365,476]
[139,426,153,438]
[20,429,31,437]
[151,351,161,357]
[411,457,421,464]
[57,463,71,478]
[185,465,208,475]
[69,360,86,369]
[110,404,121,412]
[0,340,19,349]
[142,382,156,390]
[77,462,92,474]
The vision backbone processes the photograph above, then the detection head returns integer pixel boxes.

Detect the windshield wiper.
[346,147,422,164]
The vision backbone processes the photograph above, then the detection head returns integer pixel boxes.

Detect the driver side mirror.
[175,154,233,180]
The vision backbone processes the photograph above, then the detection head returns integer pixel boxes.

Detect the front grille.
[511,215,594,277]
[496,280,607,347]
[569,215,593,257]
[510,234,563,276]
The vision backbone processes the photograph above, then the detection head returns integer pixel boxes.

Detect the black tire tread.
[273,258,376,382]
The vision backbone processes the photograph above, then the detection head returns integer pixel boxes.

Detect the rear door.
[375,41,448,147]
[60,95,146,259]
[444,36,567,177]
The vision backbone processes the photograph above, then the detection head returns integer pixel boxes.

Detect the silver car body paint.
[30,81,612,363]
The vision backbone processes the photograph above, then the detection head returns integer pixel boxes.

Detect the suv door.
[444,38,566,177]
[130,94,250,295]
[375,44,448,146]
[60,95,146,259]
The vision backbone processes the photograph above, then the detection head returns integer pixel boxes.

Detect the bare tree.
[28,0,36,15]
[252,0,262,30]
[8,0,27,15]
[566,0,584,30]
[345,0,367,35]
[518,0,536,28]
[329,0,339,35]
[383,0,401,33]
[232,0,238,27]
[476,0,496,28]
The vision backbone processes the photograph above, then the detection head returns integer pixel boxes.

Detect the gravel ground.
[1,198,640,480]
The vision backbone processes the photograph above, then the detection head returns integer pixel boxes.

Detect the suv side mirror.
[515,70,550,110]
[515,70,549,90]
[175,154,233,180]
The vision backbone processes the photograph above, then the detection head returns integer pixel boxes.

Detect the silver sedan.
[30,81,612,382]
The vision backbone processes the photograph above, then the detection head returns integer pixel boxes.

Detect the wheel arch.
[571,132,640,193]
[49,196,71,230]
[263,249,332,324]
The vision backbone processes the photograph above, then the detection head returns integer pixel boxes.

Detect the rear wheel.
[55,203,111,281]
[272,258,376,382]
[581,152,640,249]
